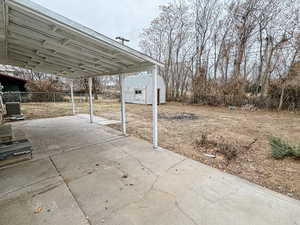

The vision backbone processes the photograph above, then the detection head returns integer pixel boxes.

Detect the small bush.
[194,134,239,161]
[194,133,211,149]
[200,133,208,146]
[217,142,238,161]
[269,136,300,159]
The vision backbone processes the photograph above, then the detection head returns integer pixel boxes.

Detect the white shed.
[124,72,166,105]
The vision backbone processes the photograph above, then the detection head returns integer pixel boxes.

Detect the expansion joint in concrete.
[49,156,93,225]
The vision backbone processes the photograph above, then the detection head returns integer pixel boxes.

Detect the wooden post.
[88,77,93,123]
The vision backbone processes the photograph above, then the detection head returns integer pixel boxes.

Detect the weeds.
[194,133,209,147]
[269,136,300,159]
[217,137,238,161]
[194,134,239,161]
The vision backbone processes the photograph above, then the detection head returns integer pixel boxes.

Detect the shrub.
[199,133,208,146]
[269,136,300,159]
[194,134,239,161]
[293,146,300,158]
[217,141,238,161]
[194,133,210,149]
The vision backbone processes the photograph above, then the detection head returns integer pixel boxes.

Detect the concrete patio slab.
[12,116,123,160]
[1,116,300,225]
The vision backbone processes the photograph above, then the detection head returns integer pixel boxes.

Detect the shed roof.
[0,0,163,79]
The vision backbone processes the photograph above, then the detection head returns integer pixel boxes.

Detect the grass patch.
[269,136,300,159]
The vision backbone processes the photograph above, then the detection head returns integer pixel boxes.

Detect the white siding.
[124,73,166,105]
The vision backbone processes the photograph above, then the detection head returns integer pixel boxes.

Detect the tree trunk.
[278,83,285,111]
[261,39,273,97]
[256,27,264,94]
[224,54,229,83]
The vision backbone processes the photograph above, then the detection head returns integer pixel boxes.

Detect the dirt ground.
[20,100,300,200]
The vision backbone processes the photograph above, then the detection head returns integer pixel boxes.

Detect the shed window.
[135,90,142,95]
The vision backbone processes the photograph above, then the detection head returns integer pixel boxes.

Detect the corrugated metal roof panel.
[0,0,163,78]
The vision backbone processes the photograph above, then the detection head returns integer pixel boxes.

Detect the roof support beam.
[9,42,113,73]
[8,37,154,76]
[9,50,69,71]
[8,28,128,70]
[9,48,108,74]
[8,51,79,74]
[9,47,46,61]
[8,37,122,72]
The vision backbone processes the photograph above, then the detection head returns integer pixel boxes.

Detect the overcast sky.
[31,0,170,50]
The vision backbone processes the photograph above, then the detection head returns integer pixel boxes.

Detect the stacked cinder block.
[0,124,32,167]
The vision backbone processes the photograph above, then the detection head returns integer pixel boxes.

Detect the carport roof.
[0,0,163,78]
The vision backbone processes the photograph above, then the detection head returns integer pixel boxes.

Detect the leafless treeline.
[140,0,300,110]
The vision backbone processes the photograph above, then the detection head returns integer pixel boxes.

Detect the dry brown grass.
[21,100,300,200]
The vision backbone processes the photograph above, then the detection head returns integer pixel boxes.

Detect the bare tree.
[139,0,300,109]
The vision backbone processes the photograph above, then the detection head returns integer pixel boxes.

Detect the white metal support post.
[152,65,158,149]
[116,36,129,136]
[119,74,127,135]
[70,80,76,115]
[88,77,94,123]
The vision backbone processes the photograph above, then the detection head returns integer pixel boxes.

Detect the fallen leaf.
[34,207,43,214]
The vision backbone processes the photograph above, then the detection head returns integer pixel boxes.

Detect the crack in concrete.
[118,148,155,175]
[175,200,199,225]
[49,156,93,225]
[166,158,187,172]
[0,175,60,200]
[32,183,62,197]
[148,175,160,192]
[147,184,200,225]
